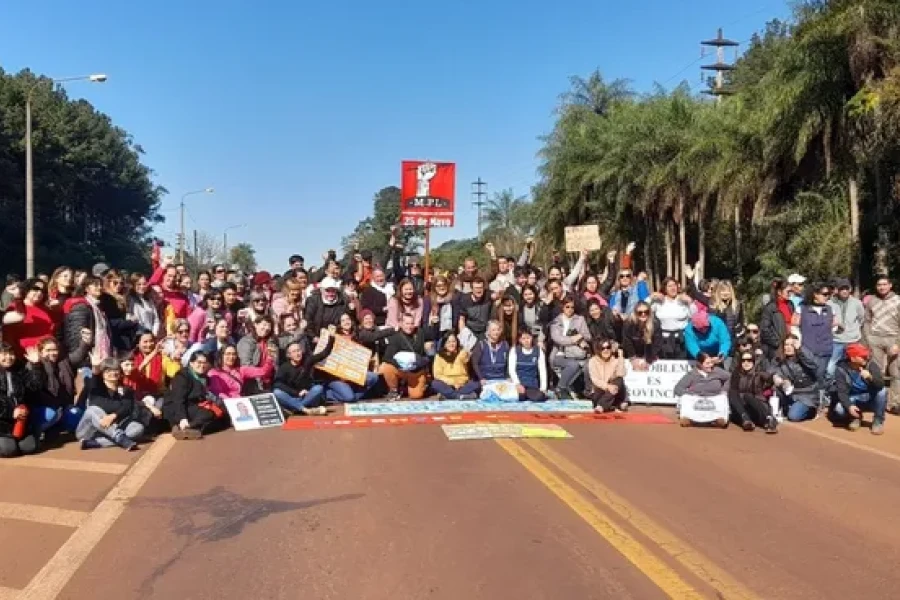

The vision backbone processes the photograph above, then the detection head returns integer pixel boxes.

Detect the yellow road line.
[788,423,900,463]
[19,435,177,600]
[0,502,88,528]
[495,438,703,599]
[526,439,761,600]
[0,456,128,475]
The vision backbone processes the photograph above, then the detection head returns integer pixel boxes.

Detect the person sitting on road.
[471,320,512,387]
[587,339,627,414]
[621,302,661,370]
[272,335,335,416]
[0,342,39,458]
[832,343,886,435]
[322,314,380,402]
[728,351,779,433]
[508,329,548,402]
[76,357,155,451]
[549,297,591,399]
[25,335,90,436]
[163,351,223,440]
[673,352,731,428]
[684,311,732,362]
[379,312,435,401]
[431,332,479,400]
[768,335,820,422]
[208,343,274,400]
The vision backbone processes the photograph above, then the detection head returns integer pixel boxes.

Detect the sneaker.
[741,419,755,432]
[385,390,402,402]
[172,427,202,441]
[765,415,779,434]
[871,419,885,436]
[618,401,630,412]
[80,439,102,450]
[848,418,861,432]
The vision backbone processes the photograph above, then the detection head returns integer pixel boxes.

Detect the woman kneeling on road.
[163,351,225,440]
[674,352,731,428]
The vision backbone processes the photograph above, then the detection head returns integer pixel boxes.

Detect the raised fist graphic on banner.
[416,162,437,197]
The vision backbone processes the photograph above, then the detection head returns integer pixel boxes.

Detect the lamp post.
[25,73,107,278]
[179,188,215,264]
[222,224,246,265]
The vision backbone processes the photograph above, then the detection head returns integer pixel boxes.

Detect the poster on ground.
[313,335,373,386]
[400,160,456,228]
[441,423,572,441]
[224,394,285,431]
[624,360,692,406]
[565,225,603,252]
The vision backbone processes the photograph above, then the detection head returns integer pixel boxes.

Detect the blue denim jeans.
[826,342,846,379]
[325,372,379,403]
[832,389,888,422]
[786,399,815,422]
[273,385,325,412]
[31,405,84,433]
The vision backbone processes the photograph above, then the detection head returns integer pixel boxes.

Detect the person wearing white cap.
[787,274,807,309]
[303,276,349,339]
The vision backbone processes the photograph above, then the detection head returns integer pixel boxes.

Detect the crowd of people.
[0,226,895,457]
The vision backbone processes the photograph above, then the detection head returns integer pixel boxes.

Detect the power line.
[471,177,488,239]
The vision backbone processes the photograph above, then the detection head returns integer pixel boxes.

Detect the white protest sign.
[565,225,602,252]
[624,360,693,406]
[225,393,285,431]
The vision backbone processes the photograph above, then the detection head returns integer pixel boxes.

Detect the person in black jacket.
[0,342,40,458]
[163,351,221,440]
[768,335,821,422]
[378,313,436,400]
[75,357,152,451]
[63,276,108,370]
[585,299,617,343]
[728,351,779,433]
[832,343,887,435]
[272,335,335,416]
[25,335,91,435]
[759,278,792,359]
[99,270,139,352]
[621,302,662,368]
[304,277,350,339]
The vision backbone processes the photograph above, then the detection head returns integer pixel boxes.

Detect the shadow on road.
[130,486,364,598]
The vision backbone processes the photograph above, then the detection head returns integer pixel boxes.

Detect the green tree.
[0,69,164,276]
[229,243,258,273]
[341,186,422,262]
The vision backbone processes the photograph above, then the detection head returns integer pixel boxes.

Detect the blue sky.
[1,0,790,272]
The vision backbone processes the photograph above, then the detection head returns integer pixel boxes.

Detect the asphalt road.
[2,410,899,600]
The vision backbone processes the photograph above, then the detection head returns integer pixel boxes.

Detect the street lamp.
[25,73,107,277]
[179,187,215,264]
[222,224,246,265]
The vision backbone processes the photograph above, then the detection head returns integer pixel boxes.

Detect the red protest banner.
[400,160,456,228]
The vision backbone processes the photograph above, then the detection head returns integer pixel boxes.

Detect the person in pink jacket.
[385,279,424,329]
[208,343,274,399]
[187,290,229,343]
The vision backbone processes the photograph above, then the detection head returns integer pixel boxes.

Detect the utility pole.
[700,28,738,102]
[179,188,215,265]
[471,177,488,239]
[193,229,198,272]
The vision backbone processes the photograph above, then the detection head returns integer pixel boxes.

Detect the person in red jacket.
[148,257,191,329]
[2,279,55,359]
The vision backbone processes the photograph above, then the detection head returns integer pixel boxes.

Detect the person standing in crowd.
[3,278,56,359]
[833,343,886,435]
[427,276,458,340]
[47,267,75,320]
[304,277,349,339]
[148,259,191,332]
[518,285,547,347]
[608,260,649,319]
[360,267,394,327]
[728,351,779,433]
[493,295,519,346]
[457,276,493,343]
[760,278,792,359]
[379,313,435,401]
[650,278,691,359]
[188,291,226,343]
[787,274,807,309]
[862,275,900,413]
[1,275,22,311]
[769,335,821,422]
[64,276,111,367]
[584,299,616,345]
[386,279,423,329]
[828,278,864,379]
[549,297,591,399]
[796,283,835,406]
[272,276,306,328]
[126,273,162,337]
[508,329,548,401]
[587,339,627,413]
[431,332,479,400]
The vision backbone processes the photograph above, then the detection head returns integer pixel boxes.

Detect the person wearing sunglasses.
[587,339,627,413]
[760,278,792,359]
[607,264,650,319]
[728,352,780,433]
[621,302,661,370]
[549,297,592,399]
[674,352,731,428]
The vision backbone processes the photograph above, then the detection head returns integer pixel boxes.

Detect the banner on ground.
[225,393,285,431]
[313,335,372,386]
[564,225,602,252]
[400,160,456,228]
[624,360,692,406]
[442,423,572,441]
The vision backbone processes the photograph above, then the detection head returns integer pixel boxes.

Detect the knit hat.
[691,311,710,330]
[358,308,375,322]
[845,343,869,361]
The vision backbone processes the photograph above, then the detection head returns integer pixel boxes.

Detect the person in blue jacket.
[684,311,732,361]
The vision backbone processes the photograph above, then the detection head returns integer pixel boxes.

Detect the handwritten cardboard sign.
[313,335,373,386]
[564,225,602,252]
[624,360,692,406]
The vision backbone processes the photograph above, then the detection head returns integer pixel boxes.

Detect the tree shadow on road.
[130,486,363,598]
